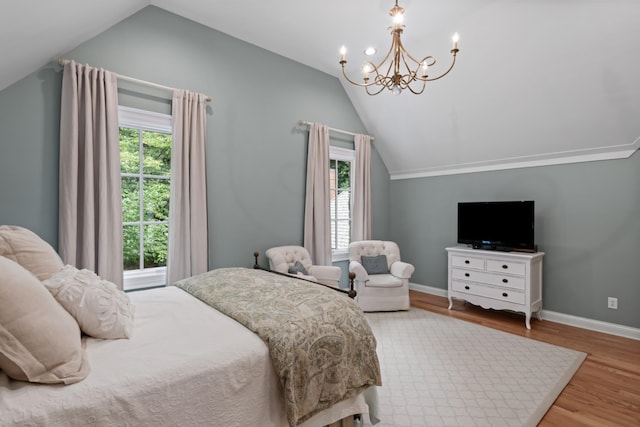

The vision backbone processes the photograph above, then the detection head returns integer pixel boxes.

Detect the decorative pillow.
[0,225,64,280]
[288,261,309,276]
[361,255,389,274]
[43,265,135,340]
[0,256,90,384]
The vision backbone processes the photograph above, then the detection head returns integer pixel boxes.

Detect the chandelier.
[339,0,459,95]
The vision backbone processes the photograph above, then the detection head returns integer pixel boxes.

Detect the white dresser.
[446,246,545,329]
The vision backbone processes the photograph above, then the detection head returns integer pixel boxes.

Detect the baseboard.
[539,310,640,341]
[409,282,640,341]
[410,282,448,298]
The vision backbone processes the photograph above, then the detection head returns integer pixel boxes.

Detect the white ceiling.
[2,0,639,178]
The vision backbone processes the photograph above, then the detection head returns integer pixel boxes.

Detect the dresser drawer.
[451,268,525,290]
[451,280,525,304]
[451,255,485,270]
[486,259,526,276]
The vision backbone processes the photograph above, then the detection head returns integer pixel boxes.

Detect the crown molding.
[391,139,639,180]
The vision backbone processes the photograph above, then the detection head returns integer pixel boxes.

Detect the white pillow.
[43,265,135,339]
[0,256,89,384]
[0,225,64,280]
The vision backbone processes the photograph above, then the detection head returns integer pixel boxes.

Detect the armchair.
[349,240,414,312]
[265,245,341,288]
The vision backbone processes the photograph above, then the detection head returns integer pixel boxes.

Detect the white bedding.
[0,286,370,426]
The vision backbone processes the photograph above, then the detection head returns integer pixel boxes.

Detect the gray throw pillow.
[361,255,388,274]
[288,261,309,276]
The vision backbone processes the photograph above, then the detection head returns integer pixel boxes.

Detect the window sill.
[124,267,167,291]
[332,251,350,262]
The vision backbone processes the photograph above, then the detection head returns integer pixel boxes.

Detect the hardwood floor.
[409,290,640,427]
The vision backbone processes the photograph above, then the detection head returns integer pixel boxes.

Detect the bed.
[0,231,381,427]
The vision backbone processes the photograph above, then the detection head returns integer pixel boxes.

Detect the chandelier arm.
[395,36,421,68]
[381,58,396,85]
[340,35,398,89]
[405,80,427,95]
[399,53,422,86]
[374,34,397,70]
[396,37,432,91]
[392,30,404,78]
[341,63,381,88]
[365,84,387,96]
[368,34,397,84]
[425,50,458,82]
[373,73,394,91]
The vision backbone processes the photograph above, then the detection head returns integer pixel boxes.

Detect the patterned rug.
[362,308,586,427]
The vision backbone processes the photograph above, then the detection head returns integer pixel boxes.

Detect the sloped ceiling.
[2,0,639,178]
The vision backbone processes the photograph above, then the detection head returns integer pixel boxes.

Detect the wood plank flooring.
[409,290,640,427]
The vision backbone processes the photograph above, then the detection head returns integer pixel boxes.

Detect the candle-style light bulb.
[452,32,459,50]
[340,46,347,62]
[392,12,404,28]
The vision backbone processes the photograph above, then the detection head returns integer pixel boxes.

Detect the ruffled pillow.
[43,266,135,339]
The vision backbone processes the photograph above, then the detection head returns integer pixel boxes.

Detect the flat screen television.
[457,201,536,252]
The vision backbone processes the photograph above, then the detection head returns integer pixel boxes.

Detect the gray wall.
[0,6,390,287]
[391,154,640,328]
[0,5,636,329]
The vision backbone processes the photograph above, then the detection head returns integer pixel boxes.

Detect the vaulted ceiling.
[2,0,639,178]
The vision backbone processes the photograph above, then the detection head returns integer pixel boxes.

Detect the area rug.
[362,308,586,427]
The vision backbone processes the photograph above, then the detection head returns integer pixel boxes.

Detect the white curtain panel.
[167,89,209,284]
[353,134,372,241]
[303,123,331,266]
[59,60,123,288]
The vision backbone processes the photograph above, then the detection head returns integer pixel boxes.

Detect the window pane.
[329,163,337,191]
[336,189,351,219]
[144,224,168,268]
[119,127,139,174]
[331,221,336,249]
[337,160,351,189]
[121,177,139,222]
[143,131,171,176]
[336,220,350,250]
[330,188,337,218]
[123,225,140,270]
[143,179,170,221]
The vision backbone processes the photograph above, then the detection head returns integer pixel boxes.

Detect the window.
[119,106,172,290]
[329,146,355,261]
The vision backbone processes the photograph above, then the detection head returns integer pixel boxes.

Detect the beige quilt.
[176,267,381,426]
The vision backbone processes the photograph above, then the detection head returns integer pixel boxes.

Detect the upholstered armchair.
[265,245,341,288]
[348,240,414,312]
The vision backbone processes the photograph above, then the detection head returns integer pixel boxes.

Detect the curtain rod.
[58,58,212,102]
[298,120,374,141]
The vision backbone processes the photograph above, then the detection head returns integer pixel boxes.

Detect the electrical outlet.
[607,297,618,310]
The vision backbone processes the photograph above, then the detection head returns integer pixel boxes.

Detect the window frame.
[329,146,355,262]
[118,106,172,291]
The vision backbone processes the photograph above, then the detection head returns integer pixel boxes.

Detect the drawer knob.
[465,273,470,277]
[502,278,508,283]
[502,264,508,269]
[465,260,470,264]
[502,292,508,297]
[465,285,470,290]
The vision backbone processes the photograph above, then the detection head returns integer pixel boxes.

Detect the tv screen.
[457,201,535,251]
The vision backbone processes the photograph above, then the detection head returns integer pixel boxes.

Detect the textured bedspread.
[175,267,381,426]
